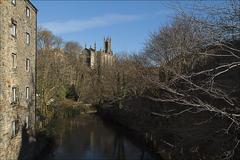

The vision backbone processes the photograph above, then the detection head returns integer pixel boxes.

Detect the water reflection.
[44,115,157,160]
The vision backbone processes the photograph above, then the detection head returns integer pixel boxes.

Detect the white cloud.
[41,14,142,34]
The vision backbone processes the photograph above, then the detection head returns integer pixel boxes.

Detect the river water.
[42,114,159,160]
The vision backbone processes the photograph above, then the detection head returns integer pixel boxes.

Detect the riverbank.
[18,130,55,160]
[19,99,97,160]
[53,99,97,117]
[37,99,97,128]
[97,96,239,160]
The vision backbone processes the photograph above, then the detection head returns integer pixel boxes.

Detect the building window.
[11,121,19,137]
[11,20,17,37]
[12,86,17,103]
[12,53,17,68]
[25,116,29,129]
[26,87,29,99]
[11,0,16,5]
[26,7,30,18]
[26,58,30,71]
[86,57,91,67]
[26,33,30,45]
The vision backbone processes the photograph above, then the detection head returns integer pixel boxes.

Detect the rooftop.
[26,0,38,12]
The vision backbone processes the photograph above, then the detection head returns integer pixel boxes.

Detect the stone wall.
[80,48,114,69]
[0,0,37,159]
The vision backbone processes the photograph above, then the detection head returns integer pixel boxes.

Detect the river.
[41,114,159,160]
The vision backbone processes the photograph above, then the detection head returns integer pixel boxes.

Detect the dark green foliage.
[66,84,79,101]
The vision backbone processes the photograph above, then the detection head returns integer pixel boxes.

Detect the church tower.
[103,37,112,54]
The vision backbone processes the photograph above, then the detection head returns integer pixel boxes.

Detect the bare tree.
[140,2,240,158]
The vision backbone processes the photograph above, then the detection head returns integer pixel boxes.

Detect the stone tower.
[103,37,112,54]
[80,37,114,68]
[0,0,37,159]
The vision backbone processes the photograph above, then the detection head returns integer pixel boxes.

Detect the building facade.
[81,37,114,68]
[0,0,37,159]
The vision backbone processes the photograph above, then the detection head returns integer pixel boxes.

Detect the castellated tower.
[81,37,114,68]
[0,0,37,159]
[103,37,113,55]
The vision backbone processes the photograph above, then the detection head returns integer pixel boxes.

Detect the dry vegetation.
[37,1,240,158]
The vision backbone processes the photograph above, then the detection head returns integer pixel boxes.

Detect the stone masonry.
[81,37,114,68]
[0,0,37,159]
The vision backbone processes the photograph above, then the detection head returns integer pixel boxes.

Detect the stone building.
[81,37,114,68]
[0,0,37,159]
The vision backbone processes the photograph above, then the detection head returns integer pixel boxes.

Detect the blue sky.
[32,1,224,54]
